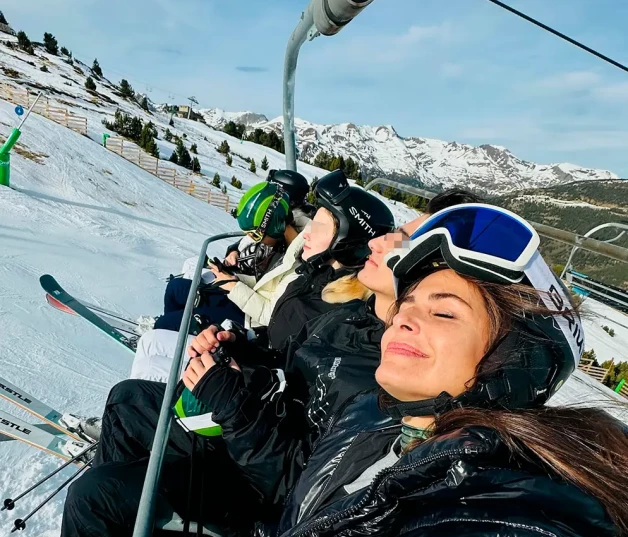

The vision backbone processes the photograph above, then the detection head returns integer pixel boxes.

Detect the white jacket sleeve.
[227,271,300,327]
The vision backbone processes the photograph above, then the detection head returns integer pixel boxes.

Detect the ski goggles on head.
[314,170,351,204]
[247,187,285,243]
[387,203,540,296]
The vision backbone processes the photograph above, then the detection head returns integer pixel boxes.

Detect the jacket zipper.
[410,517,558,537]
[292,445,487,537]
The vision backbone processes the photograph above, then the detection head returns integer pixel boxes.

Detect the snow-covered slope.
[0,29,625,537]
[200,112,618,195]
[0,34,327,206]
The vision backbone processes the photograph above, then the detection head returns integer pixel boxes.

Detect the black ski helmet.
[267,169,310,207]
[382,242,584,419]
[309,170,395,268]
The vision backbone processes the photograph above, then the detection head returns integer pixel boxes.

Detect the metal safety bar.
[132,231,245,537]
[363,178,628,264]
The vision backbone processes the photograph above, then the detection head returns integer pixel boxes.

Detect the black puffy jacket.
[266,265,353,350]
[275,392,616,537]
[193,298,384,508]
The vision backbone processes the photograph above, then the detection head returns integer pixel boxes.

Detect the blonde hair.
[322,274,372,304]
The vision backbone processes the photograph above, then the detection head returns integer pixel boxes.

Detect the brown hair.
[393,274,628,533]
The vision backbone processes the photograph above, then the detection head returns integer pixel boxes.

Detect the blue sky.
[4,0,628,175]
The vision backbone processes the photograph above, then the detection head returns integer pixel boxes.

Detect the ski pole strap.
[248,186,285,243]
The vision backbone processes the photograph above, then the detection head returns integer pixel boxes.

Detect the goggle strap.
[251,186,285,241]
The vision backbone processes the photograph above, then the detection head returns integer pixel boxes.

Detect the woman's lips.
[386,342,428,359]
[366,258,378,268]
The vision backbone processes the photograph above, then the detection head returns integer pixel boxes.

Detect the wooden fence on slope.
[0,83,88,135]
[105,136,230,212]
[577,358,613,384]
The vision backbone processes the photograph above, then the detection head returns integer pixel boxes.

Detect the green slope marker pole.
[615,378,625,393]
[0,92,43,187]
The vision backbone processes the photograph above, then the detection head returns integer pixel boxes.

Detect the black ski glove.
[191,366,244,414]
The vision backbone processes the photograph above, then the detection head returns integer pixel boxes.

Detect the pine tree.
[169,117,174,127]
[226,154,233,167]
[129,116,143,142]
[43,32,59,55]
[60,46,69,56]
[164,129,173,142]
[190,143,198,154]
[169,151,178,164]
[192,157,201,173]
[144,138,159,159]
[0,11,8,25]
[261,156,269,171]
[249,159,256,174]
[139,121,158,151]
[17,31,33,54]
[212,173,221,187]
[231,176,242,189]
[119,79,135,99]
[222,185,228,195]
[217,140,230,154]
[92,58,103,78]
[140,96,149,112]
[85,76,97,91]
[175,139,192,169]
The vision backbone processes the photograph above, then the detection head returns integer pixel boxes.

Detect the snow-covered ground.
[0,95,420,535]
[0,35,625,537]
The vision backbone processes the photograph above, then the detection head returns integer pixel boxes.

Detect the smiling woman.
[377,269,491,404]
[267,203,628,537]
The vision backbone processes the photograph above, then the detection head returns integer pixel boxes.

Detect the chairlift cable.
[487,0,628,74]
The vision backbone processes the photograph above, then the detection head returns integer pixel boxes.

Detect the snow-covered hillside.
[0,33,327,206]
[200,110,619,195]
[0,29,626,537]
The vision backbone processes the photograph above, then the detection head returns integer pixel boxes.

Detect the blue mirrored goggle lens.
[410,207,533,262]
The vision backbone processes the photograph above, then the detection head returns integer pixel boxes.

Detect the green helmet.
[236,182,290,241]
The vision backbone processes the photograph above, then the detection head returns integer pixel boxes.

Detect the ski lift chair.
[154,509,225,536]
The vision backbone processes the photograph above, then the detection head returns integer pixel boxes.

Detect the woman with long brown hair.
[262,203,627,537]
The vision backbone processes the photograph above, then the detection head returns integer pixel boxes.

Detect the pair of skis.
[0,377,97,533]
[0,376,89,463]
[40,274,140,352]
[0,275,136,460]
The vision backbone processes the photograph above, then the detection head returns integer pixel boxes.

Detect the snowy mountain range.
[201,108,619,194]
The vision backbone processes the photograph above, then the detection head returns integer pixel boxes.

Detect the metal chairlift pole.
[283,0,375,172]
[283,7,317,171]
[131,232,244,537]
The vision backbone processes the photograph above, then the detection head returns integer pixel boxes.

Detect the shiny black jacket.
[266,265,353,350]
[194,299,384,508]
[274,392,616,537]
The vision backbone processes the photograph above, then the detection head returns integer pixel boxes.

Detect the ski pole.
[17,92,43,130]
[2,442,97,512]
[11,462,90,533]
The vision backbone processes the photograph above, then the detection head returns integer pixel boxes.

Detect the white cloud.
[593,82,628,102]
[394,22,457,47]
[440,62,464,78]
[535,71,601,91]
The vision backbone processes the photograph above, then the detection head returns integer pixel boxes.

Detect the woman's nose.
[368,235,383,253]
[393,309,420,333]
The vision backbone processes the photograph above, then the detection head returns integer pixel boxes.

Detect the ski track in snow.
[0,57,624,533]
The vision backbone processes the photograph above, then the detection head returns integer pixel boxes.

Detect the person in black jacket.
[58,174,399,537]
[187,204,628,537]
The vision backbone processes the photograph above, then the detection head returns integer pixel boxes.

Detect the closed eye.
[434,312,455,319]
